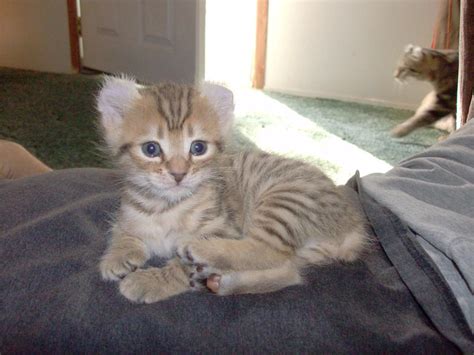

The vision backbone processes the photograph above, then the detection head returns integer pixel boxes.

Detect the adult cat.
[392,45,458,137]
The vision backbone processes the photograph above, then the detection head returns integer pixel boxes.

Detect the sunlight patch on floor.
[232,89,393,184]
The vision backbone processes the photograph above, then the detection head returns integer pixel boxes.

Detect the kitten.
[391,44,458,137]
[98,76,367,303]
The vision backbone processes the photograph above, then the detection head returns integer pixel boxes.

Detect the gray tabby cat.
[392,44,458,137]
[98,76,367,303]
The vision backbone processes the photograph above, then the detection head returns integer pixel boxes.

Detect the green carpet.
[0,68,104,169]
[0,67,442,182]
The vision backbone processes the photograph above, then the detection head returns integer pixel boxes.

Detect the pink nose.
[170,172,186,183]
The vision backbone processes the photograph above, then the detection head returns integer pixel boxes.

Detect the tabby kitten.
[98,76,367,303]
[391,44,458,137]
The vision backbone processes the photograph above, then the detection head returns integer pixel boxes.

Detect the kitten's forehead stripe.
[187,124,194,137]
[176,88,183,119]
[215,141,224,152]
[116,143,132,158]
[149,83,195,131]
[157,126,164,139]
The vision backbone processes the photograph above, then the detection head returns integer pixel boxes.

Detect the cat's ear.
[97,75,141,146]
[404,44,423,59]
[404,44,415,53]
[200,82,234,136]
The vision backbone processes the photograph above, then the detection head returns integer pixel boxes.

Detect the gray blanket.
[363,118,474,332]
[0,168,461,353]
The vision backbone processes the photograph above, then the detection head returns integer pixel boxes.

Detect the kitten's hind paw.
[188,263,224,294]
[176,242,211,268]
[176,239,231,270]
[206,274,222,293]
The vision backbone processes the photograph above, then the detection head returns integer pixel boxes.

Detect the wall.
[0,0,73,73]
[265,0,439,109]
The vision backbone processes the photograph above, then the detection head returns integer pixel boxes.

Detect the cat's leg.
[119,257,190,303]
[177,237,291,272]
[432,114,455,133]
[391,92,451,137]
[391,109,450,137]
[392,104,450,137]
[189,261,302,296]
[99,225,150,281]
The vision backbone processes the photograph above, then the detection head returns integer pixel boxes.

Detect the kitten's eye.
[190,140,207,156]
[141,141,161,158]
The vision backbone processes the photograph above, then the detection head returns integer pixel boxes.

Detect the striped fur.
[392,45,458,137]
[97,76,367,303]
[146,83,194,130]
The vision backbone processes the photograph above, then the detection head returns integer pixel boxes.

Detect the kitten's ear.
[200,82,234,136]
[405,44,423,59]
[404,44,415,53]
[97,75,141,146]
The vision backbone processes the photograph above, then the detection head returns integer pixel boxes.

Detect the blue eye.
[141,141,161,157]
[190,141,207,156]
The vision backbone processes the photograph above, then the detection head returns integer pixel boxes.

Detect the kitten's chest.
[120,200,204,257]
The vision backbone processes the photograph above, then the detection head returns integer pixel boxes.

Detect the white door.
[80,0,204,83]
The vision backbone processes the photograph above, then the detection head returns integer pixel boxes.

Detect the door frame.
[252,0,269,89]
[67,0,81,72]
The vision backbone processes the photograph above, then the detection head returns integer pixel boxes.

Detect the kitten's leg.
[391,92,451,137]
[392,105,450,137]
[100,226,150,281]
[391,110,451,137]
[119,257,190,303]
[190,261,302,296]
[432,114,455,133]
[177,237,291,272]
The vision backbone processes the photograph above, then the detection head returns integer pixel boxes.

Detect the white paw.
[99,250,148,281]
[119,268,182,303]
[391,124,411,137]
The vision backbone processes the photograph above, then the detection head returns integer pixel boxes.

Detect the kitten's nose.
[170,172,186,183]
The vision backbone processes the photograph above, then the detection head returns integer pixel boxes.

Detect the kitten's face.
[97,78,234,203]
[393,44,448,83]
[394,45,429,82]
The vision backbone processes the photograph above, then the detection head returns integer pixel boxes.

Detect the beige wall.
[0,0,73,73]
[265,0,439,109]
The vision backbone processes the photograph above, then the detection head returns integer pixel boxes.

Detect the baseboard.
[264,86,418,111]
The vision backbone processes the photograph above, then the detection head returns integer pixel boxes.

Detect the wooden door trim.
[67,0,81,72]
[252,0,269,89]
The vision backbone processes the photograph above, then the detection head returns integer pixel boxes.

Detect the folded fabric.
[362,119,474,334]
[0,168,462,353]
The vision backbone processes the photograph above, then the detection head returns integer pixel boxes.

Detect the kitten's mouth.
[172,182,185,189]
[167,180,194,193]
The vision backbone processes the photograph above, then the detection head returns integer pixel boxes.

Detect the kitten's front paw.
[119,268,185,303]
[100,249,148,281]
[391,124,411,137]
